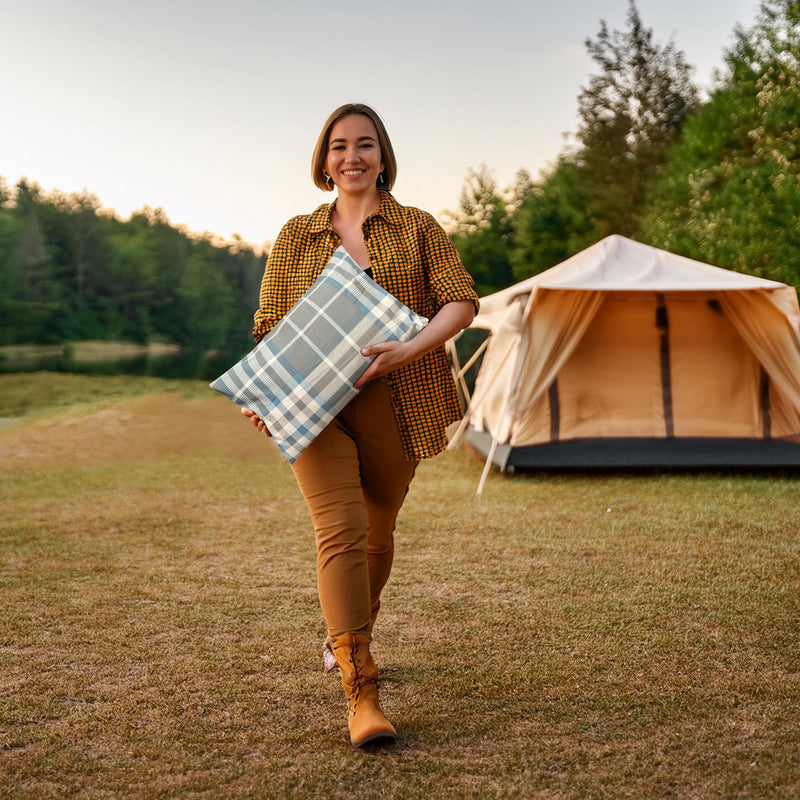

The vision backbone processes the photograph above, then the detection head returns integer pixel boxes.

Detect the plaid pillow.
[210,247,429,463]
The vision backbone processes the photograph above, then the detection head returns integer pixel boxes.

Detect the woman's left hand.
[353,300,476,389]
[354,340,414,388]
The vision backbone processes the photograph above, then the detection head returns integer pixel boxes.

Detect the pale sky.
[1,0,761,248]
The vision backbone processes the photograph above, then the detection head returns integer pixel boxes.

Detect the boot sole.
[352,730,397,748]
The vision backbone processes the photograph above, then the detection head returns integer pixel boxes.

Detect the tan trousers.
[291,379,418,637]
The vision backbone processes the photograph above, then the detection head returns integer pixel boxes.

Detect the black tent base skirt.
[465,429,800,472]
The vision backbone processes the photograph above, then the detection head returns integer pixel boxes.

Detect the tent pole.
[447,334,492,408]
[475,299,535,494]
[446,336,497,451]
[445,337,468,402]
[447,408,474,451]
[477,432,500,495]
[476,352,520,495]
[458,336,491,381]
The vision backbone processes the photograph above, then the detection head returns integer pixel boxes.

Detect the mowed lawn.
[1,373,798,800]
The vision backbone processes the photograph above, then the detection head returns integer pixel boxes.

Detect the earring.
[324,172,333,189]
[378,172,384,186]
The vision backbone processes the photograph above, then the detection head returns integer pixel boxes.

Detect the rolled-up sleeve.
[421,215,480,316]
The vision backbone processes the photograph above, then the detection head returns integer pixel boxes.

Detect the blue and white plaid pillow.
[210,247,428,463]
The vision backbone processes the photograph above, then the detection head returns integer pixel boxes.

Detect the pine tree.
[576,0,698,237]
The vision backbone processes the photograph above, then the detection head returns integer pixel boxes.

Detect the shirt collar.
[308,201,335,234]
[307,190,402,234]
[373,190,404,226]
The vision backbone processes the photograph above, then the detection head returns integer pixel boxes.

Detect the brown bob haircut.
[311,103,397,192]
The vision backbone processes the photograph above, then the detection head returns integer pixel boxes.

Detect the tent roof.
[476,235,788,323]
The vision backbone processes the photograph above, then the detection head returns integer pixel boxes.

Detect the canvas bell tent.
[449,235,800,490]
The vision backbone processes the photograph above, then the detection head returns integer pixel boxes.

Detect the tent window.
[657,294,674,438]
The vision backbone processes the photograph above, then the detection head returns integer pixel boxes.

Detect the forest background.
[1,0,798,363]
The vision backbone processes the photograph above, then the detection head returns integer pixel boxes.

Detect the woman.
[243,103,478,747]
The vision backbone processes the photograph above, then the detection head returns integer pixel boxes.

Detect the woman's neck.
[333,188,381,226]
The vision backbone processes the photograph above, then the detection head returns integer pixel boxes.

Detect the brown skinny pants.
[291,379,418,637]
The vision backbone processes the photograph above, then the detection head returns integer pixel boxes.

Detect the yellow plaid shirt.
[252,191,479,460]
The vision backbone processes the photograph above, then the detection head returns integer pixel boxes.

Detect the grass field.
[1,373,799,799]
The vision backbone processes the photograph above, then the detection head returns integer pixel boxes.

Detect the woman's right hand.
[241,407,272,437]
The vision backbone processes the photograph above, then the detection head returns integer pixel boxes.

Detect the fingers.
[353,365,376,389]
[355,343,402,388]
[239,406,272,436]
[241,407,263,428]
[360,340,398,357]
[257,418,272,437]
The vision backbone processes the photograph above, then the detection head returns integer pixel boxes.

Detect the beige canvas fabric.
[457,235,800,462]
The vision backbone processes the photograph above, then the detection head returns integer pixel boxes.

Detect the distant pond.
[0,342,246,381]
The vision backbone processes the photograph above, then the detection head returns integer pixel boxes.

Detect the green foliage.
[447,165,514,294]
[0,178,266,350]
[0,176,11,207]
[640,0,800,285]
[0,209,22,297]
[107,229,158,343]
[576,0,698,238]
[510,156,597,280]
[178,252,236,349]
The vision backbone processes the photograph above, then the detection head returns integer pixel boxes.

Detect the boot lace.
[347,639,378,715]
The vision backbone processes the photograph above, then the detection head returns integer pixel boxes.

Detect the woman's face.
[324,114,384,195]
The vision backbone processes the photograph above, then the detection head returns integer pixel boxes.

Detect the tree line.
[448,0,800,295]
[0,180,265,350]
[2,0,796,353]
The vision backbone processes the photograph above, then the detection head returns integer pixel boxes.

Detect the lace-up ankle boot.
[329,632,396,747]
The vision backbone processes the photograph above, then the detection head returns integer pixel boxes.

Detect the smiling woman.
[311,103,397,194]
[239,102,479,749]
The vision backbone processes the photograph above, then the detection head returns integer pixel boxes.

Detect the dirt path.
[0,393,277,476]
